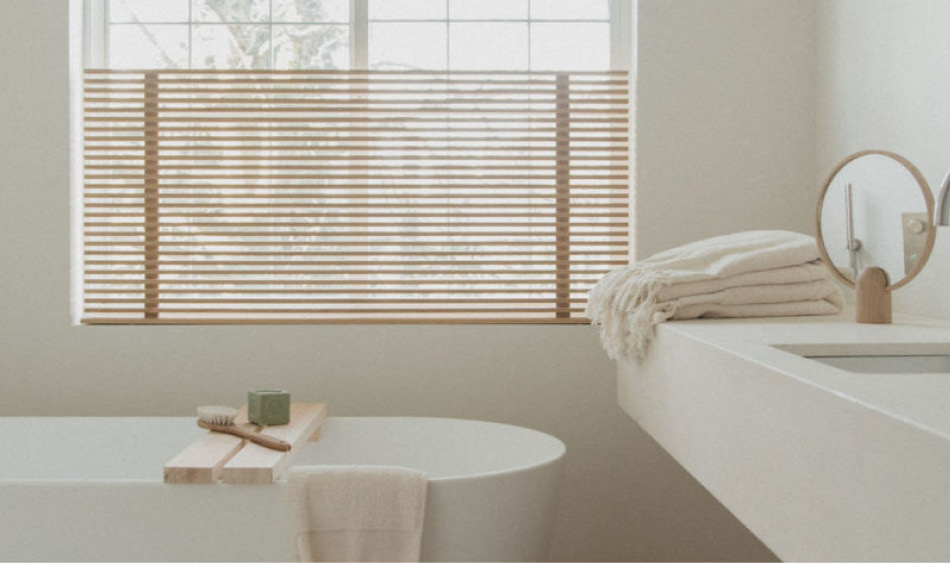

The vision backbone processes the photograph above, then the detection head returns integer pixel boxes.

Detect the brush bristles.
[197,405,237,426]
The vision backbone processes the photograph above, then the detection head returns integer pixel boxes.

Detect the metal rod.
[845,182,860,277]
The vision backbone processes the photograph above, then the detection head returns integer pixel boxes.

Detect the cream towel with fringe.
[288,466,428,562]
[587,230,844,361]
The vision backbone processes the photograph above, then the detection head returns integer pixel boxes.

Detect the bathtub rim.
[284,415,567,484]
[0,416,566,485]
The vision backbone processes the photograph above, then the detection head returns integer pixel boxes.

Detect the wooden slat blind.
[82,70,630,324]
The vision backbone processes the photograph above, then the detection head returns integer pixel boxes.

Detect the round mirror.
[816,150,936,292]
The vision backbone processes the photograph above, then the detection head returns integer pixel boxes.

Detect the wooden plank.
[82,250,629,257]
[162,434,244,484]
[86,154,628,162]
[83,68,629,74]
[163,407,251,484]
[86,307,584,315]
[80,277,608,285]
[83,231,625,240]
[142,72,160,319]
[554,74,573,319]
[89,298,589,305]
[222,403,327,485]
[85,317,592,325]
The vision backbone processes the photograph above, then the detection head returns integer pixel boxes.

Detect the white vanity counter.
[618,311,950,561]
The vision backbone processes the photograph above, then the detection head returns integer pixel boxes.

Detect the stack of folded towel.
[587,230,845,361]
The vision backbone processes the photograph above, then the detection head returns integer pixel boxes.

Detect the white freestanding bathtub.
[0,417,565,562]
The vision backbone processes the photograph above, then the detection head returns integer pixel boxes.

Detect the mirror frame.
[815,149,936,291]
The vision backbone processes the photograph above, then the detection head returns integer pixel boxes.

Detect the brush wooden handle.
[197,420,292,452]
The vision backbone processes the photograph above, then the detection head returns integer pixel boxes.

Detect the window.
[80,0,631,324]
[85,0,624,71]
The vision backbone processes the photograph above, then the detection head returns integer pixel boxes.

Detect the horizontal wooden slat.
[84,214,626,220]
[84,138,629,146]
[85,87,628,96]
[84,193,628,201]
[85,287,596,294]
[84,184,626,190]
[84,164,627,171]
[85,266,614,274]
[81,317,593,325]
[84,115,627,124]
[84,278,603,286]
[85,229,623,236]
[85,155,627,163]
[84,239,625,247]
[84,126,627,134]
[85,104,627,113]
[85,225,626,231]
[84,201,626,209]
[86,297,586,306]
[86,260,624,267]
[85,249,627,256]
[84,68,627,74]
[85,174,626,181]
[84,307,588,314]
[84,76,626,84]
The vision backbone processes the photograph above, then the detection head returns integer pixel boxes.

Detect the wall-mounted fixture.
[935,169,950,226]
[844,183,862,276]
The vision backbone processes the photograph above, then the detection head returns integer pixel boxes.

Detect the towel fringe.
[586,266,671,361]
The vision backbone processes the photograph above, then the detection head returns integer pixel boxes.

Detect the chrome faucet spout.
[935,169,950,226]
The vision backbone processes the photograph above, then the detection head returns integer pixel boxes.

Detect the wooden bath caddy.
[164,402,327,485]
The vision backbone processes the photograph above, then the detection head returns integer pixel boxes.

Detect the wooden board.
[163,406,252,484]
[164,403,326,484]
[222,403,327,485]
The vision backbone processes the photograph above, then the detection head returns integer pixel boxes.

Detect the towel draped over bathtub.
[586,230,845,362]
[288,465,428,563]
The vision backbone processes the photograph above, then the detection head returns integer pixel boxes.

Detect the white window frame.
[83,0,632,71]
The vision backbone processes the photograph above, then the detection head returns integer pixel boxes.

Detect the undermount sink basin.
[775,343,950,374]
[805,354,950,373]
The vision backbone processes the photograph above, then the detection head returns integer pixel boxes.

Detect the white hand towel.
[587,230,844,362]
[288,466,428,563]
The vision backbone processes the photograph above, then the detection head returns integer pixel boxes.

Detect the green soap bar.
[248,389,291,426]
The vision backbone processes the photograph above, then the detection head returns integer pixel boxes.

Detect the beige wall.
[815,0,950,320]
[0,0,827,560]
[636,0,817,258]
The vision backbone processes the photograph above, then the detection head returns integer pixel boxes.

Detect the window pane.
[192,25,272,68]
[449,0,527,20]
[273,0,350,23]
[449,23,527,70]
[109,24,189,68]
[530,0,609,20]
[110,0,189,23]
[531,22,609,70]
[369,23,447,69]
[273,25,349,69]
[369,0,446,20]
[194,0,269,23]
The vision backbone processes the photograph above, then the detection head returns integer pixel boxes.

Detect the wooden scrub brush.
[196,406,291,452]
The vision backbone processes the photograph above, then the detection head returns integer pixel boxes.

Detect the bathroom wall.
[0,1,821,561]
[635,0,817,257]
[815,0,950,319]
